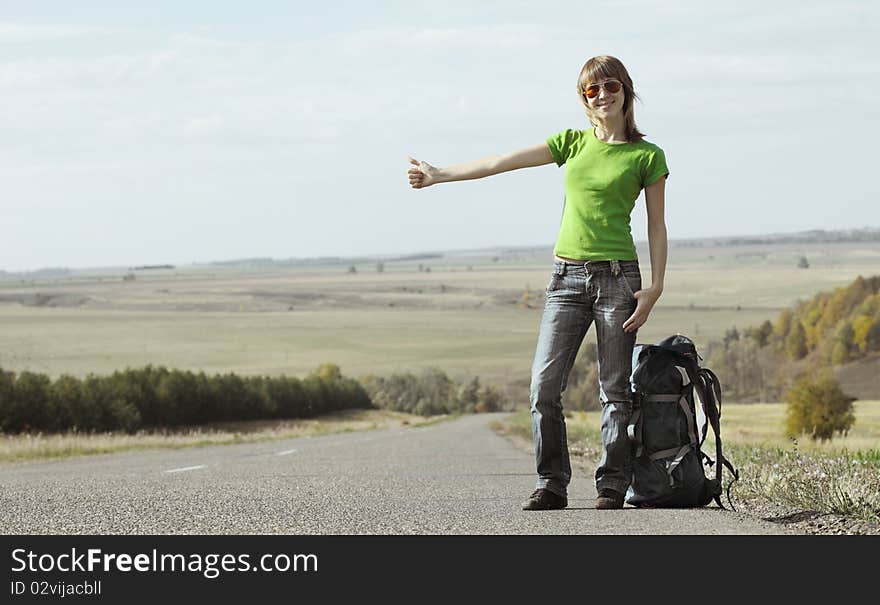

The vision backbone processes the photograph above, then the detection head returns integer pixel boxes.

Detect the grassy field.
[493,400,880,522]
[0,409,442,463]
[1,238,878,395]
[530,400,880,456]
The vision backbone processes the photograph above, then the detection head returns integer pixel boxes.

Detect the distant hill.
[2,227,879,275]
[0,267,72,281]
[711,273,880,401]
[197,227,880,269]
[670,227,880,248]
[770,275,880,365]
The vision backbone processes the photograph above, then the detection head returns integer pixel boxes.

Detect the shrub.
[456,377,481,414]
[0,364,373,434]
[315,363,342,382]
[114,366,168,426]
[360,368,509,416]
[6,372,53,432]
[80,375,142,433]
[0,368,19,431]
[744,320,773,347]
[334,378,372,412]
[830,341,849,365]
[559,343,601,411]
[563,365,600,411]
[704,337,767,402]
[784,370,856,442]
[300,375,328,417]
[475,384,503,413]
[51,374,89,431]
[262,375,305,418]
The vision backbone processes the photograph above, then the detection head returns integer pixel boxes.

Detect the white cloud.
[0,21,111,42]
[0,7,878,270]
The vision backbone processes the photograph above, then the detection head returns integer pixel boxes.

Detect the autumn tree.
[785,320,808,360]
[784,370,855,442]
[315,363,342,382]
[745,320,773,347]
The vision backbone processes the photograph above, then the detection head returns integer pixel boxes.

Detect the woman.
[407,55,668,511]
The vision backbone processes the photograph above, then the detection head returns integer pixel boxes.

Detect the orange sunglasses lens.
[584,80,622,98]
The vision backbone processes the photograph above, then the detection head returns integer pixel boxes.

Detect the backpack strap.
[626,407,643,458]
[694,368,740,510]
[678,394,698,447]
[649,444,693,486]
[642,394,679,402]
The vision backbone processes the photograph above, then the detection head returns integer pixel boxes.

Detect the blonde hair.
[577,55,645,143]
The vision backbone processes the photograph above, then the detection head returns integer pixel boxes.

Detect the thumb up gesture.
[407,156,440,189]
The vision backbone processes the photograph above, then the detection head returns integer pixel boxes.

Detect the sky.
[1,1,878,271]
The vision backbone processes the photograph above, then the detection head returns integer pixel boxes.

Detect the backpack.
[625,334,740,509]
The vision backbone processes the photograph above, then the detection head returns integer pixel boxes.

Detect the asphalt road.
[0,413,793,534]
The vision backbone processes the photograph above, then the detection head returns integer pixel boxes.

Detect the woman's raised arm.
[407,143,554,189]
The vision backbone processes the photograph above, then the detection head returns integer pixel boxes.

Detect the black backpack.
[625,334,739,509]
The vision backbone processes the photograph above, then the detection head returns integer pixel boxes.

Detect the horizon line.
[2,225,879,275]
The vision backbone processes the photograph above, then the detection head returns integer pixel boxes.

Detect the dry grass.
[1,239,878,390]
[492,401,880,522]
[730,444,880,522]
[556,400,880,456]
[0,409,440,463]
[706,400,880,455]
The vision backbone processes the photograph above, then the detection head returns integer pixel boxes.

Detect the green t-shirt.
[546,127,669,261]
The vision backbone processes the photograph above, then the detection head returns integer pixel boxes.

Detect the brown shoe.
[595,488,625,510]
[521,488,568,511]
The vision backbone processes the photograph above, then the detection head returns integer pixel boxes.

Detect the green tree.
[745,320,773,347]
[852,314,880,353]
[0,368,18,431]
[865,316,880,353]
[80,375,142,433]
[829,321,855,364]
[9,372,53,432]
[784,370,855,442]
[51,375,87,431]
[773,308,794,351]
[785,320,808,360]
[830,341,849,365]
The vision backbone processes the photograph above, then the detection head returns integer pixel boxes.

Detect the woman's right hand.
[408,157,439,189]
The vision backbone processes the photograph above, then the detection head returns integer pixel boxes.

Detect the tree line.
[0,363,371,434]
[0,361,516,434]
[772,275,880,363]
[700,274,880,441]
[360,368,506,416]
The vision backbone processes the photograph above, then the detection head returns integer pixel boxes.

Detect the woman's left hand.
[623,285,662,333]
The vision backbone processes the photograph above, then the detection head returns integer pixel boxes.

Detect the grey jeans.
[530,259,641,497]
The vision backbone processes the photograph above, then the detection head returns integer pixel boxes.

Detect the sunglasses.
[583,79,622,99]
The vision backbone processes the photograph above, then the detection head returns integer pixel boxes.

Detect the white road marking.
[163,465,206,474]
[275,449,298,456]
